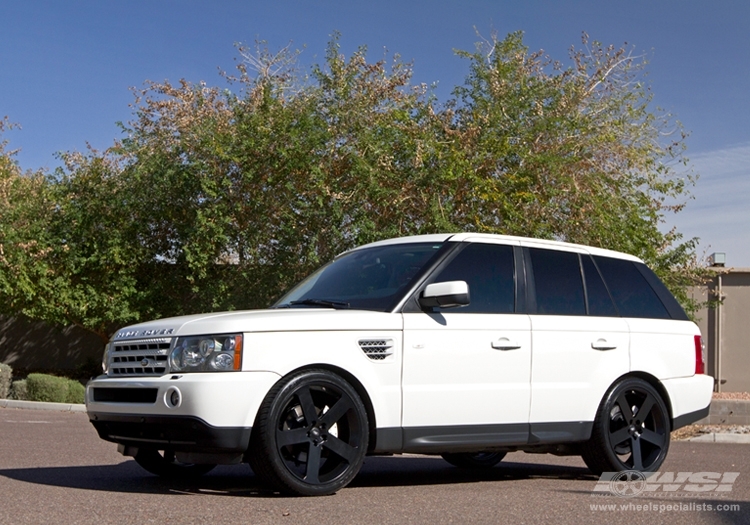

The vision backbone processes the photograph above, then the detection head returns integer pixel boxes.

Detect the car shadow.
[353,456,595,488]
[0,455,595,498]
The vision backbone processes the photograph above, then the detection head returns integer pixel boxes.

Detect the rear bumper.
[662,374,714,430]
[89,412,251,453]
[671,405,710,430]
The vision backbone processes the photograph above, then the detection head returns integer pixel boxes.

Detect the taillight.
[694,335,705,374]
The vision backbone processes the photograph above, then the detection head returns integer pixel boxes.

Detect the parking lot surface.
[1,407,748,525]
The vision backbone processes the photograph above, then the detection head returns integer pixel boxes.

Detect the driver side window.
[431,243,516,314]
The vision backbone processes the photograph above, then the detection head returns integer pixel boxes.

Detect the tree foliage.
[0,32,707,339]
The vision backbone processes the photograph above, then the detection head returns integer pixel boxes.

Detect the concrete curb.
[0,398,86,413]
[696,399,750,425]
[687,433,750,443]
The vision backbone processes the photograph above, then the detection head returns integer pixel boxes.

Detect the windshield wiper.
[287,298,351,309]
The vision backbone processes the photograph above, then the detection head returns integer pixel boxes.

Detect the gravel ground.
[713,392,750,400]
[673,424,750,440]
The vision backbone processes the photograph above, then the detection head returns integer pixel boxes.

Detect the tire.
[441,452,506,469]
[134,449,216,478]
[248,369,369,496]
[581,377,670,475]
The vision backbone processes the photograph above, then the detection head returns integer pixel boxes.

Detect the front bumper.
[86,371,281,452]
[89,412,252,453]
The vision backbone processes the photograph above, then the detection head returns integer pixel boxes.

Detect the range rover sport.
[86,233,713,496]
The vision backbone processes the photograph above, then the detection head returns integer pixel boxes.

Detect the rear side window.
[593,256,670,319]
[432,243,515,314]
[528,248,586,316]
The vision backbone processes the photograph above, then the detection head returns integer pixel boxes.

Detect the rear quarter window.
[593,256,671,319]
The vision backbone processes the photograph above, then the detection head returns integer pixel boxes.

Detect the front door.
[401,240,532,450]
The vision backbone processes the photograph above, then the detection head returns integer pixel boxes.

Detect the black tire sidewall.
[594,377,670,472]
[255,369,369,496]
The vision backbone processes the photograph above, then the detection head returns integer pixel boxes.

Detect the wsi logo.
[593,471,740,497]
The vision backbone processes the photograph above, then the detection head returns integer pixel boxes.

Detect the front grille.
[108,338,172,377]
[93,387,159,403]
[359,339,395,361]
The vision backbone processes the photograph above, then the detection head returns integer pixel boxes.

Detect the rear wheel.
[582,377,670,474]
[249,369,369,496]
[134,449,216,478]
[441,452,506,469]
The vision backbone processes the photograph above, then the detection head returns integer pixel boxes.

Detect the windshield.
[274,242,445,311]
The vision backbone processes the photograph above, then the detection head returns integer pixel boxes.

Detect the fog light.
[165,387,182,408]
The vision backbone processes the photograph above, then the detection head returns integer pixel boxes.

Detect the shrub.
[9,379,27,400]
[0,363,11,399]
[25,374,66,402]
[65,380,85,404]
[25,373,85,404]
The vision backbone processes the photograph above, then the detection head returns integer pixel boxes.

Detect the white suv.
[86,233,713,496]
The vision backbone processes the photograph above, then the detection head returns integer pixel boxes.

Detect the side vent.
[358,339,395,361]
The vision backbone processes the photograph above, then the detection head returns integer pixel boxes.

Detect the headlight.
[169,334,243,373]
[102,343,111,374]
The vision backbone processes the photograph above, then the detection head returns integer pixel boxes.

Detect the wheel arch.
[610,371,674,424]
[276,363,379,453]
[581,371,673,474]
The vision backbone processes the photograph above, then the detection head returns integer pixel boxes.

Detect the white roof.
[347,233,642,262]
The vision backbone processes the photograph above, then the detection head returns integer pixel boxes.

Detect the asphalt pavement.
[1,405,749,525]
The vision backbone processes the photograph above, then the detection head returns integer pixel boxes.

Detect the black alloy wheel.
[249,369,369,496]
[582,377,670,474]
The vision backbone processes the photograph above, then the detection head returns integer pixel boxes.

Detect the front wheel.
[134,449,216,478]
[441,452,506,469]
[249,369,369,496]
[581,377,670,474]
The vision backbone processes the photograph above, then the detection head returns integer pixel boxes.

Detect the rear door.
[525,244,630,441]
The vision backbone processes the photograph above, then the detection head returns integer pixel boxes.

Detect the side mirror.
[419,281,470,309]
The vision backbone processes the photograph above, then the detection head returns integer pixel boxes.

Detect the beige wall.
[692,269,750,393]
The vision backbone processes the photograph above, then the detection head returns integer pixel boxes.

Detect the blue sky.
[1,0,748,265]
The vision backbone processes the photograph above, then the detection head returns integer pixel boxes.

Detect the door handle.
[591,338,617,351]
[491,338,522,351]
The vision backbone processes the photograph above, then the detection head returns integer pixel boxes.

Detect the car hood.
[111,309,403,341]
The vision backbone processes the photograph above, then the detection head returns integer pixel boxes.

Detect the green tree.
[0,32,708,339]
[0,118,56,322]
[441,32,704,306]
[0,127,144,342]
